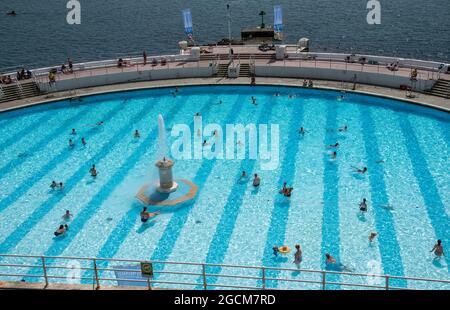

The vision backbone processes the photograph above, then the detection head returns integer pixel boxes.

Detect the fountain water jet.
[136,114,197,207]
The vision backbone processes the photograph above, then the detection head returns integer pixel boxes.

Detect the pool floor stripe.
[397,115,450,271]
[149,96,247,271]
[0,113,51,156]
[0,101,156,255]
[360,106,406,287]
[320,100,341,289]
[0,103,123,215]
[90,98,216,277]
[0,106,89,185]
[198,96,276,289]
[258,101,304,289]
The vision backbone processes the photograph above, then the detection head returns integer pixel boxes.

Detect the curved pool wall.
[0,85,448,289]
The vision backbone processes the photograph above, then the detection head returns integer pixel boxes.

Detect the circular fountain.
[136,114,198,207]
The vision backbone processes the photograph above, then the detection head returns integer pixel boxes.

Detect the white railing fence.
[0,254,448,290]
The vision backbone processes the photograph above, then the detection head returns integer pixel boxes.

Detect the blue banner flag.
[273,5,283,32]
[182,9,193,35]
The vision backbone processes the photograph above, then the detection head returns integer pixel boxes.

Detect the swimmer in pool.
[325,253,336,264]
[240,171,247,179]
[338,125,348,132]
[331,151,337,159]
[140,207,160,223]
[430,240,445,257]
[50,181,58,189]
[71,128,77,135]
[327,142,339,148]
[95,121,104,126]
[134,130,140,138]
[299,127,307,135]
[359,198,368,212]
[352,166,368,174]
[89,164,97,177]
[251,96,257,105]
[375,159,385,164]
[62,210,73,221]
[293,244,302,268]
[253,174,261,187]
[273,246,279,257]
[54,224,68,236]
[58,182,64,189]
[195,112,201,117]
[369,232,378,242]
[325,253,353,272]
[81,137,86,146]
[202,140,208,146]
[69,139,75,147]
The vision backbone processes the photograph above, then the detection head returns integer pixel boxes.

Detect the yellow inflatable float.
[278,246,291,254]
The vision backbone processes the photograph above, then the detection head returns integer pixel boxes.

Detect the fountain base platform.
[136,179,198,206]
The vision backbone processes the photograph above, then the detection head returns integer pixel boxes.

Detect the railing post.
[41,256,48,288]
[93,259,100,290]
[321,271,326,290]
[202,264,207,290]
[385,276,389,290]
[262,267,266,290]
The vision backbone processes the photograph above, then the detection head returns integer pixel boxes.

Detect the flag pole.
[227,4,232,63]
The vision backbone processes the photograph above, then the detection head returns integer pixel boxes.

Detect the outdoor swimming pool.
[0,85,448,289]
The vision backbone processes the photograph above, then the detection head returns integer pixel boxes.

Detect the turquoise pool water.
[0,85,448,289]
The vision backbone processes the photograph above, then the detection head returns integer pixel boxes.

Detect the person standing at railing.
[143,50,147,66]
[68,58,73,73]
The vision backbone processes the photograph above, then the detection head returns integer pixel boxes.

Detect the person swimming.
[240,171,247,179]
[430,240,445,257]
[369,232,378,242]
[338,125,348,132]
[89,164,97,177]
[81,137,86,145]
[352,166,368,174]
[251,96,257,105]
[62,210,73,221]
[54,224,68,236]
[7,11,17,16]
[325,253,353,272]
[69,139,75,147]
[253,174,261,187]
[327,142,339,148]
[331,151,337,159]
[140,207,160,223]
[273,92,280,97]
[279,182,294,197]
[134,130,140,138]
[202,139,208,146]
[273,246,279,257]
[299,127,307,135]
[359,198,368,212]
[50,181,57,189]
[58,182,64,190]
[71,128,77,135]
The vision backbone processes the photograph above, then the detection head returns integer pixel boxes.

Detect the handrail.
[0,253,448,290]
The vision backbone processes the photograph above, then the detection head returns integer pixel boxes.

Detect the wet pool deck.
[1,76,449,113]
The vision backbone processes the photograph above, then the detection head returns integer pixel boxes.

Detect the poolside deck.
[1,77,449,113]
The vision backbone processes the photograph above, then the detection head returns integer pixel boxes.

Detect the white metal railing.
[0,254,448,290]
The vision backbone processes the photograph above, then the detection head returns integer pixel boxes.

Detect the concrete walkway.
[1,77,449,113]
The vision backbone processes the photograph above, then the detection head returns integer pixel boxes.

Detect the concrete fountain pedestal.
[136,157,198,207]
